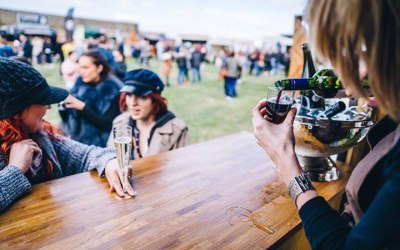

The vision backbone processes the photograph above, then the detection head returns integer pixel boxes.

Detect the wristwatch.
[288,172,315,206]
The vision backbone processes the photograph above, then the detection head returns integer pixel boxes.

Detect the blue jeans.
[224,77,237,97]
[255,63,264,76]
[191,67,201,83]
[36,54,42,64]
[45,53,52,64]
[178,68,188,84]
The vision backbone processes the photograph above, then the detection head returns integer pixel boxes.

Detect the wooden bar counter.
[0,132,349,249]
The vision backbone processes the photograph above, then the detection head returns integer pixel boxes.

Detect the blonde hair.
[306,0,400,121]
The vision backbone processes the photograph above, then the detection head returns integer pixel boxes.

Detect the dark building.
[0,8,139,42]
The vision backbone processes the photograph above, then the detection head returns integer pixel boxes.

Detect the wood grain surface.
[0,132,349,249]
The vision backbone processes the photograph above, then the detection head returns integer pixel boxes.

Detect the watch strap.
[288,172,315,206]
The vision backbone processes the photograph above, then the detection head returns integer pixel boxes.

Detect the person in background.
[255,52,265,77]
[248,49,259,75]
[176,47,190,85]
[107,69,189,158]
[96,34,117,70]
[282,48,291,77]
[252,0,400,249]
[155,39,165,60]
[60,51,79,90]
[42,37,53,64]
[223,49,241,100]
[61,39,74,59]
[264,50,273,75]
[139,39,150,68]
[112,49,127,81]
[18,34,33,63]
[31,36,43,65]
[0,58,135,212]
[275,47,285,75]
[53,38,65,63]
[215,49,226,69]
[190,44,204,83]
[0,36,16,58]
[131,43,141,63]
[160,51,173,87]
[59,50,123,147]
[236,50,247,84]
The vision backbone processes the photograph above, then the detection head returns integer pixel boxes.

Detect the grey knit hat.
[0,57,69,119]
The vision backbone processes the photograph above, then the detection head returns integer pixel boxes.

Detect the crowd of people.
[0,30,294,109]
[0,33,61,65]
[0,31,290,94]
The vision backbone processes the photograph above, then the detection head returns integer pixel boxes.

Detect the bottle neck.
[276,78,312,90]
[301,44,316,78]
[302,55,316,78]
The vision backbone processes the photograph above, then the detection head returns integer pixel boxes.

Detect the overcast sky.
[0,0,307,41]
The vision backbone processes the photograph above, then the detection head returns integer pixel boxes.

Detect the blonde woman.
[253,0,400,249]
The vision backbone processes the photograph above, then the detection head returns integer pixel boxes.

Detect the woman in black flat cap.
[107,69,189,159]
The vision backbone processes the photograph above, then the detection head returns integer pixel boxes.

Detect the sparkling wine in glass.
[266,87,294,124]
[113,125,135,199]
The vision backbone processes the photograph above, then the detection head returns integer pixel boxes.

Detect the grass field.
[37,59,282,144]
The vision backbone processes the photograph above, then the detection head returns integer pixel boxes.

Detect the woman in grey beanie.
[0,58,135,212]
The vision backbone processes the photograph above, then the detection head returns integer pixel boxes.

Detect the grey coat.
[225,57,241,78]
[0,131,116,212]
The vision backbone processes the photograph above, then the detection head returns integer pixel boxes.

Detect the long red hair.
[0,116,62,179]
[119,92,168,115]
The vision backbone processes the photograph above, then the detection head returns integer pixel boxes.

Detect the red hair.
[0,117,62,179]
[119,92,168,115]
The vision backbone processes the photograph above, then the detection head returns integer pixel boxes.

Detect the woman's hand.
[252,99,302,184]
[9,139,41,174]
[64,95,86,111]
[104,158,136,197]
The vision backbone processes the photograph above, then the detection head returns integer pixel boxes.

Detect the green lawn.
[38,59,282,144]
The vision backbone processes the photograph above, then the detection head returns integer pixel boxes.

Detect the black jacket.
[59,76,123,147]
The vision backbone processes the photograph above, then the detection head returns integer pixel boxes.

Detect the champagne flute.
[265,87,294,124]
[113,125,136,199]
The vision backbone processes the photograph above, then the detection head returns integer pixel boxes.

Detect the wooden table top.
[0,132,349,249]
